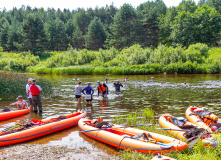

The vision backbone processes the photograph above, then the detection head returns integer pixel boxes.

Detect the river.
[0,74,221,155]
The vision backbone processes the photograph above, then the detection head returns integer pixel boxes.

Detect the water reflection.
[0,74,221,155]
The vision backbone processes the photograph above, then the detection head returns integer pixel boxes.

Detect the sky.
[1,0,200,11]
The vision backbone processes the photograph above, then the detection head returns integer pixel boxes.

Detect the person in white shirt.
[10,96,28,109]
[26,78,33,111]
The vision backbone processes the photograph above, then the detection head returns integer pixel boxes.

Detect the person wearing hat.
[113,80,123,92]
[26,78,33,111]
[10,96,28,109]
[30,79,42,112]
[96,81,108,98]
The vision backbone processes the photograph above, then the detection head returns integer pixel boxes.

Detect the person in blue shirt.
[82,82,94,104]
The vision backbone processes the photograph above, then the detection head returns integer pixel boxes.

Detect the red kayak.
[0,108,30,121]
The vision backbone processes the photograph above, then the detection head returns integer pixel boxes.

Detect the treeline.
[0,0,221,55]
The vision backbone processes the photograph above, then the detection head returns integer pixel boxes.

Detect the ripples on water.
[0,74,221,155]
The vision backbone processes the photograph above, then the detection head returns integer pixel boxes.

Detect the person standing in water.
[113,80,123,92]
[30,79,42,113]
[26,78,33,111]
[96,81,108,98]
[75,81,82,103]
[82,82,94,105]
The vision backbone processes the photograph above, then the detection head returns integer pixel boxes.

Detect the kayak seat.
[132,133,152,141]
[2,108,11,112]
[57,115,67,120]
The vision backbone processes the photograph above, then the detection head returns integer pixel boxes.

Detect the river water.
[0,74,221,155]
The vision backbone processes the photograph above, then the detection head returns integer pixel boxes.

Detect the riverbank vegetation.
[0,43,221,74]
[0,72,53,100]
[112,108,221,160]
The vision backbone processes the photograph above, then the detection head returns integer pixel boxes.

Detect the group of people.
[10,78,43,113]
[75,80,123,104]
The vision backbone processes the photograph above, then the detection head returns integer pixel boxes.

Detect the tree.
[23,13,47,54]
[206,0,221,13]
[72,26,85,49]
[136,0,167,47]
[106,4,138,49]
[0,18,10,51]
[85,17,106,50]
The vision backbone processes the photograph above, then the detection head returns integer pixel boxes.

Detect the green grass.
[112,108,221,160]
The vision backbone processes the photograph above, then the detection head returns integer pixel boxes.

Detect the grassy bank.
[1,43,221,74]
[0,72,53,100]
[112,108,221,160]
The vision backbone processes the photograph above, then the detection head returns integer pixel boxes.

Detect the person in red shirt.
[30,79,42,113]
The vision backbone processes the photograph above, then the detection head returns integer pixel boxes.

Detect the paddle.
[80,124,152,133]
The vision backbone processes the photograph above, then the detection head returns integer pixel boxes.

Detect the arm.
[91,87,94,95]
[120,83,123,87]
[10,102,18,106]
[25,101,29,109]
[82,87,85,95]
[26,85,29,94]
[37,85,42,92]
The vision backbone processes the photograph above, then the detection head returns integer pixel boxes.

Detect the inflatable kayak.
[0,110,86,147]
[159,114,217,147]
[78,118,188,155]
[0,107,30,121]
[186,106,221,132]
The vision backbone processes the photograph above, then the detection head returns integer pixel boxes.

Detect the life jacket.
[97,84,106,93]
[30,84,40,95]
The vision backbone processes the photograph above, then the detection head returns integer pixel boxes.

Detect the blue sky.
[1,0,200,11]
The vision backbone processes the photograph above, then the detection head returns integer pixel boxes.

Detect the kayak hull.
[0,111,86,147]
[0,108,30,121]
[79,118,188,155]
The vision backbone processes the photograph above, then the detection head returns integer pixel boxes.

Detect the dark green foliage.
[85,17,107,50]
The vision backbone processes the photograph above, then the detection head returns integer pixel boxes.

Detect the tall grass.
[0,72,53,100]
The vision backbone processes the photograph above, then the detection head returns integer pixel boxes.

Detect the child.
[10,96,28,110]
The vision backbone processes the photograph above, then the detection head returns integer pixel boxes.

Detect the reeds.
[0,72,53,100]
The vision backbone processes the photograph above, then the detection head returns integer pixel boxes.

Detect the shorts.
[75,95,81,99]
[86,96,93,102]
[28,98,33,105]
[101,91,107,97]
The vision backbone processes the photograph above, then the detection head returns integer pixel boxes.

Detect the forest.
[0,0,221,55]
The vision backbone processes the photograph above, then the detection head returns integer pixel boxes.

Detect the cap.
[28,78,32,82]
[32,79,36,82]
[17,96,22,99]
[97,81,100,84]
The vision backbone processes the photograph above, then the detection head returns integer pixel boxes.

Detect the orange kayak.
[159,114,217,147]
[0,108,30,121]
[78,118,188,155]
[185,106,221,132]
[0,110,86,147]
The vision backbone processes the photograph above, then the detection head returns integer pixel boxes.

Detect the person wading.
[113,80,123,92]
[26,78,33,111]
[96,81,108,98]
[82,82,94,105]
[75,81,82,104]
[10,96,28,109]
[30,79,42,113]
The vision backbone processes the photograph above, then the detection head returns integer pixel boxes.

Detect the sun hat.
[28,78,32,82]
[97,81,100,84]
[17,96,22,99]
